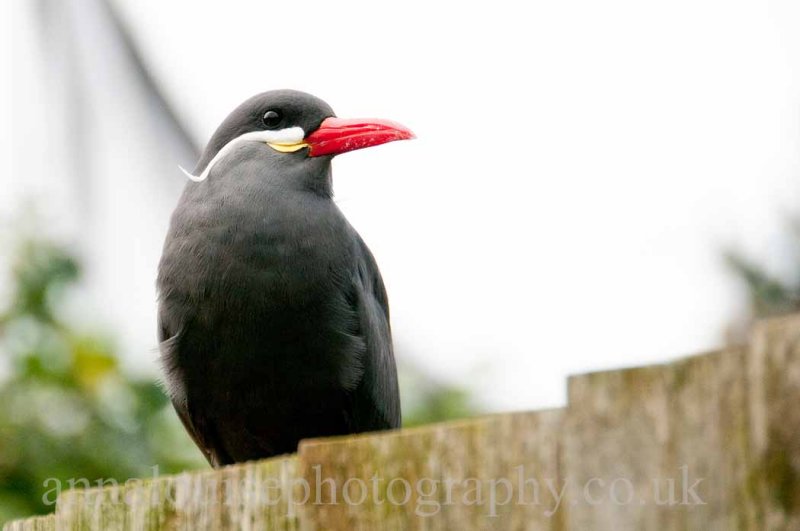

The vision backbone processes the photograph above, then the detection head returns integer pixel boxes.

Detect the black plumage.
[157,90,407,466]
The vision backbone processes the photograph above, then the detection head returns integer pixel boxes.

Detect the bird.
[156,90,413,467]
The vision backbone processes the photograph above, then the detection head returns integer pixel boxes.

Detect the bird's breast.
[159,190,360,349]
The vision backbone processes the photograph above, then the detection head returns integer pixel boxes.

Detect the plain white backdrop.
[6,0,800,411]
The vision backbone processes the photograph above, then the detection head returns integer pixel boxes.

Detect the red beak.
[305,117,415,157]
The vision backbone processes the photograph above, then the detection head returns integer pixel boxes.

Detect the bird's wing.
[157,316,232,467]
[347,234,401,430]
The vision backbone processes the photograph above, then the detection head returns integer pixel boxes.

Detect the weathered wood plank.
[54,455,298,531]
[562,315,800,531]
[564,346,763,530]
[564,361,674,530]
[1,515,55,531]
[746,315,800,530]
[297,410,565,531]
[665,347,755,530]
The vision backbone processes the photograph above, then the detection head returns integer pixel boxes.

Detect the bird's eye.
[262,110,283,128]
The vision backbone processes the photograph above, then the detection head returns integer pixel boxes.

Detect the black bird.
[157,90,413,467]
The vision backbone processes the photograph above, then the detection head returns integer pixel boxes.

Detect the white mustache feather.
[179,127,306,182]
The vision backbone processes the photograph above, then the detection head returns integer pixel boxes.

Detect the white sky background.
[6,0,800,411]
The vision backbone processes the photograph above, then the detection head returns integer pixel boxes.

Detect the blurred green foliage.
[0,237,476,524]
[400,364,478,428]
[0,239,206,524]
[727,253,800,317]
[726,222,800,318]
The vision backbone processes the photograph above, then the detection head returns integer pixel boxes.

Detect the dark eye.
[262,110,283,128]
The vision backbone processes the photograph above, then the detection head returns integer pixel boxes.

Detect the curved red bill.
[305,117,415,157]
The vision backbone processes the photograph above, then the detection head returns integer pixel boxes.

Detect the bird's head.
[182,90,414,184]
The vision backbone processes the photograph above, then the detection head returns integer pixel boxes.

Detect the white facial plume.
[179,127,306,182]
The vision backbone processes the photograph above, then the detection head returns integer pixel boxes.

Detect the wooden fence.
[5,315,800,530]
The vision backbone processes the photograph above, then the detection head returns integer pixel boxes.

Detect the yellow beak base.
[267,141,309,153]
